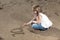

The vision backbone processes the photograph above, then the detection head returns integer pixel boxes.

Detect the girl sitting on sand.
[23,5,53,31]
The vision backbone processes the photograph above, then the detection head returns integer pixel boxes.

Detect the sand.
[0,0,60,40]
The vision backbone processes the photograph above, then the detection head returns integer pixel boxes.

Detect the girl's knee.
[32,24,38,29]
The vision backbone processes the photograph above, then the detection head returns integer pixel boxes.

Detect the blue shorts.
[32,24,48,31]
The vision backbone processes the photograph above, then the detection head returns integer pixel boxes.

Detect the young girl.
[23,5,53,31]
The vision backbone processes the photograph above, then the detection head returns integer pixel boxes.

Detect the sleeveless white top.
[39,13,53,28]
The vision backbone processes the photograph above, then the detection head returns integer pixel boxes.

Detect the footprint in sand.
[0,37,4,40]
[54,12,59,16]
[0,6,3,10]
[0,3,4,10]
[25,0,34,6]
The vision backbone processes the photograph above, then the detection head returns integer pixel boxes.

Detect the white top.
[39,13,53,28]
[27,13,53,28]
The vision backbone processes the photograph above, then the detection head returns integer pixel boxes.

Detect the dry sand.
[0,0,60,40]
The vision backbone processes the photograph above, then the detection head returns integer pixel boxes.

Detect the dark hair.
[33,5,40,9]
[32,5,42,12]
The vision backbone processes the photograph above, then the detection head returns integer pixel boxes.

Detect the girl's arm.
[23,17,35,26]
[27,17,36,25]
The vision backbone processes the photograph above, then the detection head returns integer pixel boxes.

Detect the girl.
[23,5,53,31]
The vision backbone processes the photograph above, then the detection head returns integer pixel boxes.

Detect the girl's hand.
[23,23,28,26]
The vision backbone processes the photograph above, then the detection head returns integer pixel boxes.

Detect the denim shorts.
[32,23,48,31]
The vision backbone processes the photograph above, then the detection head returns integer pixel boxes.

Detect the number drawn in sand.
[10,27,24,37]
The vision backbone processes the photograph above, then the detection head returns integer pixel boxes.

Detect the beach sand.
[0,0,60,40]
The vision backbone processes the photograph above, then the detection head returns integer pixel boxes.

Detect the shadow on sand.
[28,27,60,38]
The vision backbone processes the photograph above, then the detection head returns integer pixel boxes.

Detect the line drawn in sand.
[10,26,24,37]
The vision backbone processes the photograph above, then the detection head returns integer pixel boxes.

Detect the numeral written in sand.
[10,27,24,37]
